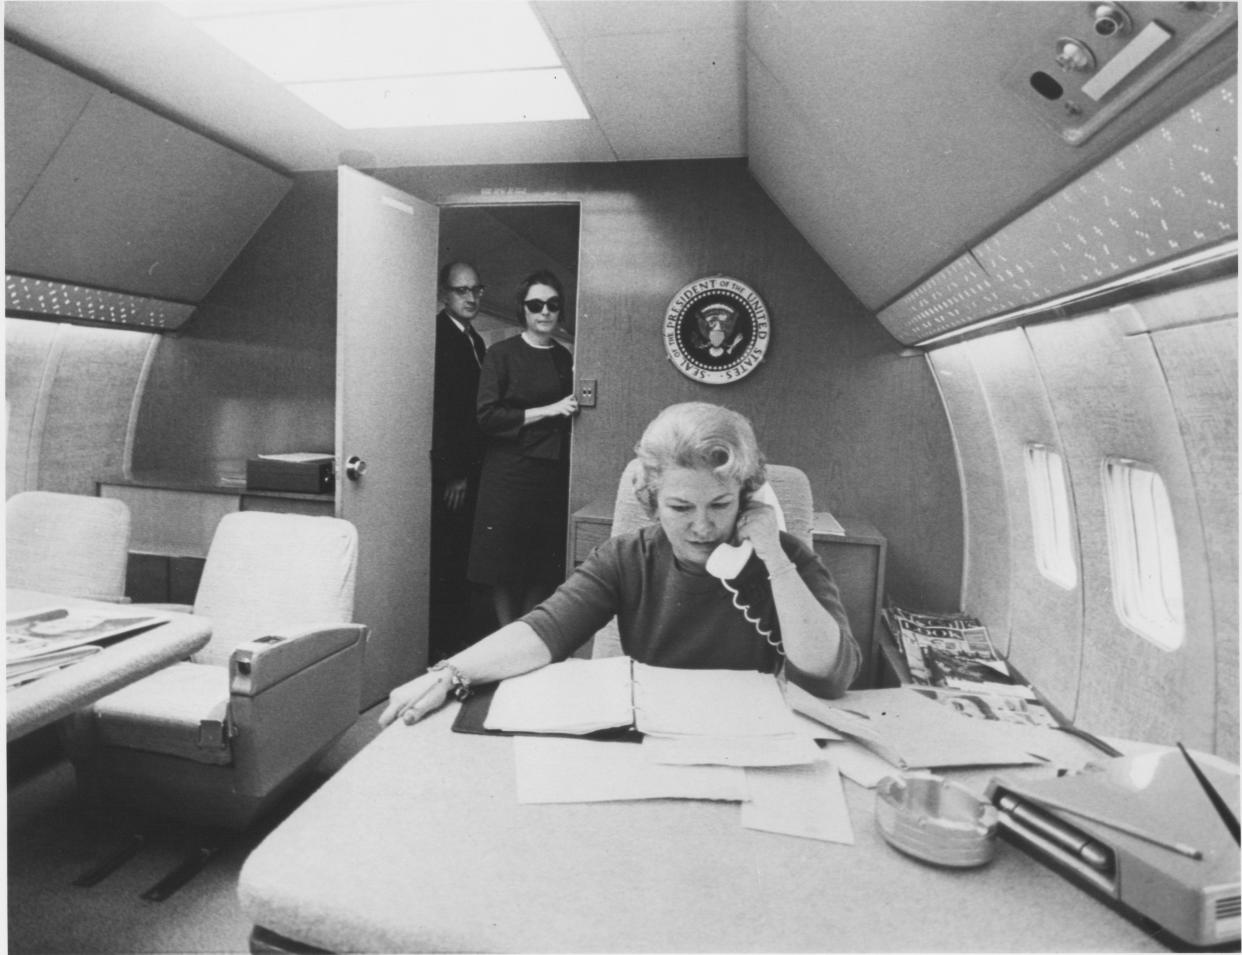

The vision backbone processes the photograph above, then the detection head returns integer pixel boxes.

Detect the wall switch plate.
[578,378,597,407]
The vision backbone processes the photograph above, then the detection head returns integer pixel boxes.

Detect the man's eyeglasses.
[524,297,562,314]
[449,285,485,297]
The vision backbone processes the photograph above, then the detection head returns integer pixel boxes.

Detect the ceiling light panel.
[176,2,561,81]
[291,69,588,128]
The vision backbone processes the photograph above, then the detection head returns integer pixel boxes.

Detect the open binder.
[457,656,802,740]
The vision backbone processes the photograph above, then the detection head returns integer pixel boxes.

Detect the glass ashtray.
[875,772,999,868]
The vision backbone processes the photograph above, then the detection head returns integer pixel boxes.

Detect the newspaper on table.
[6,606,170,686]
[882,603,1057,727]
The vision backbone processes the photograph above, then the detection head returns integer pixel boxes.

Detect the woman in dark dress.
[468,270,578,625]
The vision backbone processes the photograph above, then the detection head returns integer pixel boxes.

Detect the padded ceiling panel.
[4,42,92,224]
[880,79,1238,344]
[6,51,292,303]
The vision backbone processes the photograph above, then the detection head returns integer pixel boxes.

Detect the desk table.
[6,589,211,741]
[238,705,1167,953]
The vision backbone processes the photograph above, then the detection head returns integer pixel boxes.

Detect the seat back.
[5,491,131,601]
[592,460,815,658]
[192,512,358,667]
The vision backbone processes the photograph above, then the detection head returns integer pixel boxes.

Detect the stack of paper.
[484,656,804,739]
[491,658,856,844]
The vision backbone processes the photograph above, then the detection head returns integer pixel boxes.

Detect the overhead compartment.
[878,76,1237,346]
[4,41,292,330]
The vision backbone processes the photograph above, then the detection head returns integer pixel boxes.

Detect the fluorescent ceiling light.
[291,69,588,128]
[168,1,589,128]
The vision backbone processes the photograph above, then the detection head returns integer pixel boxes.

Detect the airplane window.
[1102,459,1185,650]
[1024,445,1078,590]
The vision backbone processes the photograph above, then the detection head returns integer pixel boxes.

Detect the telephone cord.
[720,579,784,656]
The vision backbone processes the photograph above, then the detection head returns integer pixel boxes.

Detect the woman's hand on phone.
[734,499,782,563]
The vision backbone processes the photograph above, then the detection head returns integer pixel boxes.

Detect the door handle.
[345,455,368,481]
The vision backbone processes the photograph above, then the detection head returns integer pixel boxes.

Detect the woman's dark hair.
[516,270,564,317]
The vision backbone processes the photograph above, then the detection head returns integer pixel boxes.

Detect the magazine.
[882,604,1013,690]
[7,606,170,669]
[907,686,1059,727]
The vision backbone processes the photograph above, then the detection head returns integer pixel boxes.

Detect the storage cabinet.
[98,471,334,604]
[569,504,888,687]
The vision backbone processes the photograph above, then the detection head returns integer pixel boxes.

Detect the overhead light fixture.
[166,1,589,128]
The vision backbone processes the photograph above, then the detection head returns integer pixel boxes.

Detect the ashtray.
[875,772,999,868]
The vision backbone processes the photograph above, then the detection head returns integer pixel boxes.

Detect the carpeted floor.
[7,706,385,955]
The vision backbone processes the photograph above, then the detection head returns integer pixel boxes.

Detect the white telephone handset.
[705,482,786,580]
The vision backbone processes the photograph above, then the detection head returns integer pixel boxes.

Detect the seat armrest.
[230,625,367,696]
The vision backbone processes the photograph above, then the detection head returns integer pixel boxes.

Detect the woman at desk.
[382,402,860,727]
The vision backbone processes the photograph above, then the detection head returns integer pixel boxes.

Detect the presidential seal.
[663,276,770,384]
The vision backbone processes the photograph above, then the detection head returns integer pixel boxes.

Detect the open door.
[337,166,439,707]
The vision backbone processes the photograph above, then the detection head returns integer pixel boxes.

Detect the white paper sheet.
[514,736,748,804]
[634,663,802,737]
[486,656,634,734]
[741,761,854,844]
[786,683,1045,769]
[642,733,822,767]
[821,739,901,788]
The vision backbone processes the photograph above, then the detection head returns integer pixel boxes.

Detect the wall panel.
[5,319,62,495]
[37,324,156,496]
[925,344,1012,647]
[1027,307,1215,750]
[1150,314,1238,756]
[132,176,338,473]
[965,331,1085,717]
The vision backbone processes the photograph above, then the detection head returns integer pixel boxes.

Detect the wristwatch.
[428,660,473,701]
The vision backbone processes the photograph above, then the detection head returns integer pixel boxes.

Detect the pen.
[1022,793,1202,861]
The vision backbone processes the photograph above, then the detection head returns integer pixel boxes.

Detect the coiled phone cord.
[720,578,784,656]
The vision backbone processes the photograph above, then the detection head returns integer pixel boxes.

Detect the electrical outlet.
[577,378,597,408]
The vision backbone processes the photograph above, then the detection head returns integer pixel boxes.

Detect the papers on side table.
[6,606,170,687]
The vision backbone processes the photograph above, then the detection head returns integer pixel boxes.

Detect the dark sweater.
[523,524,861,699]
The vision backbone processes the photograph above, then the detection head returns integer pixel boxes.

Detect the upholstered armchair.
[63,511,367,830]
[6,491,131,601]
[591,460,815,659]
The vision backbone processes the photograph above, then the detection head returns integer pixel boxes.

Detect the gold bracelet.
[767,560,799,581]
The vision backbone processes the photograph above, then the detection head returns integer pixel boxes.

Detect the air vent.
[1004,1,1236,145]
[5,274,195,331]
[1215,894,1241,921]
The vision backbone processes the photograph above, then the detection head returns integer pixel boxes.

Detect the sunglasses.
[524,297,562,314]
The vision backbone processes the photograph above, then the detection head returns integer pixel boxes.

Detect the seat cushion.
[92,662,232,765]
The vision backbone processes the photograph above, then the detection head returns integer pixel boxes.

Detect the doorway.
[438,203,580,352]
[435,202,582,642]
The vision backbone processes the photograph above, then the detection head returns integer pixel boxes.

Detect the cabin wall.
[5,318,157,497]
[123,158,964,609]
[928,276,1238,756]
[130,175,338,472]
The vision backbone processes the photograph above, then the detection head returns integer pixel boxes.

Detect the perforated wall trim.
[5,274,195,330]
[879,78,1238,346]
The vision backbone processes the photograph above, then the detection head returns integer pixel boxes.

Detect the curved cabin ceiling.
[4,1,1236,312]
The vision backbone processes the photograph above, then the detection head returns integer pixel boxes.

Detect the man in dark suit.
[430,262,488,659]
